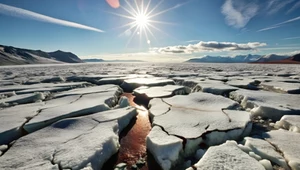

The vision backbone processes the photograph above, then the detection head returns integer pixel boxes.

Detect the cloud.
[152,41,267,54]
[266,0,294,15]
[287,1,300,14]
[258,15,300,32]
[0,3,104,33]
[221,0,259,29]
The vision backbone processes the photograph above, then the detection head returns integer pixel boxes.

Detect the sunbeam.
[109,0,180,47]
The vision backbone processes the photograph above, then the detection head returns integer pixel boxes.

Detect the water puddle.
[104,93,160,170]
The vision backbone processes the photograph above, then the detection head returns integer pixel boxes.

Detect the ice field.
[0,62,300,170]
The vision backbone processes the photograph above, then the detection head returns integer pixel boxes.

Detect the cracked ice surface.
[148,92,251,169]
[24,86,124,133]
[134,85,190,98]
[151,92,250,139]
[53,84,121,98]
[187,141,265,170]
[275,115,300,133]
[260,81,300,94]
[243,137,289,169]
[265,130,300,170]
[0,82,89,93]
[146,126,183,170]
[121,77,175,91]
[0,63,300,170]
[0,102,45,145]
[230,89,300,120]
[0,92,44,107]
[0,107,137,170]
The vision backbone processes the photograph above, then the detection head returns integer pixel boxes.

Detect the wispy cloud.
[185,40,201,43]
[287,1,300,14]
[266,0,294,15]
[258,15,300,32]
[221,0,259,29]
[152,41,267,54]
[284,36,300,40]
[0,3,104,33]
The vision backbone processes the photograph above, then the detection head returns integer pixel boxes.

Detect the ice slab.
[226,78,260,90]
[16,86,72,94]
[149,98,171,117]
[152,92,249,139]
[260,81,300,94]
[188,141,265,170]
[193,81,238,95]
[66,75,124,84]
[134,85,190,98]
[0,91,16,99]
[121,77,175,91]
[0,93,44,107]
[0,107,137,170]
[148,92,251,168]
[208,75,228,82]
[0,82,89,93]
[54,84,122,98]
[244,137,289,169]
[24,88,123,133]
[146,126,183,170]
[230,89,300,120]
[0,102,45,145]
[275,115,300,133]
[265,130,300,170]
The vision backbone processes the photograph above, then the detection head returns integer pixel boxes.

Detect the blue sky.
[0,0,300,62]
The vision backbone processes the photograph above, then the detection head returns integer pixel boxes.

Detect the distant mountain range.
[254,53,300,64]
[254,54,290,63]
[0,44,83,65]
[186,54,262,63]
[186,53,299,64]
[83,59,144,62]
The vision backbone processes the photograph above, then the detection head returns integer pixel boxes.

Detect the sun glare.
[108,0,177,47]
[135,13,149,28]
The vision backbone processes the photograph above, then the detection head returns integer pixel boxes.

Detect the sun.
[135,13,149,28]
[108,0,178,47]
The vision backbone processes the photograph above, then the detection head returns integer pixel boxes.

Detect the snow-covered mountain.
[254,54,290,63]
[186,54,262,63]
[0,44,83,65]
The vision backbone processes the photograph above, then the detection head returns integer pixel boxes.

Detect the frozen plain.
[0,62,300,170]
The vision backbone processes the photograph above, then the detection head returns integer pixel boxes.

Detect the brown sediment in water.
[116,93,152,169]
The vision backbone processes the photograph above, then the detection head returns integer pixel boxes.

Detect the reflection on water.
[115,93,152,169]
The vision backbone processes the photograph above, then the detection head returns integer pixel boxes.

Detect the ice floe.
[24,87,124,133]
[134,85,190,99]
[275,115,300,133]
[243,137,289,169]
[146,126,183,170]
[230,89,300,120]
[187,141,265,170]
[0,107,137,170]
[0,93,44,107]
[148,92,251,169]
[121,77,175,91]
[265,129,300,170]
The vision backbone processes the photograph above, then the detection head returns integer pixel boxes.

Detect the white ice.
[0,92,44,107]
[187,141,265,170]
[275,115,300,133]
[24,88,124,133]
[244,137,289,169]
[134,85,190,98]
[0,102,45,145]
[146,126,183,170]
[265,129,300,170]
[230,89,300,120]
[0,107,137,170]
